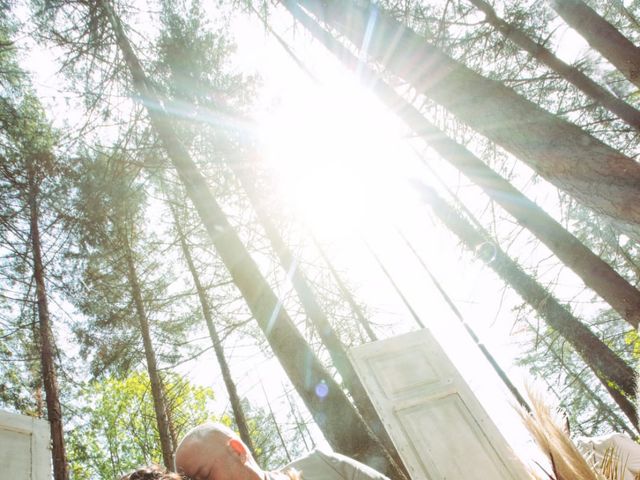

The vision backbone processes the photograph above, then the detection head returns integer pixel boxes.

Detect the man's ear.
[228,438,247,462]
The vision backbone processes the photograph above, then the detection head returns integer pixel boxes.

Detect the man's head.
[175,423,261,480]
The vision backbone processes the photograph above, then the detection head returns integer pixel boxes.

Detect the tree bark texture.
[98,3,404,476]
[470,0,640,131]
[420,185,637,428]
[290,0,640,239]
[169,201,257,459]
[284,2,640,329]
[27,160,69,480]
[123,240,174,470]
[552,0,640,90]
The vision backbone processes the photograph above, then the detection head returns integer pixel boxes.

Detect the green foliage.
[0,7,24,95]
[67,371,217,479]
[69,153,192,377]
[624,329,640,359]
[242,400,306,470]
[0,16,73,419]
[156,0,257,111]
[516,309,635,437]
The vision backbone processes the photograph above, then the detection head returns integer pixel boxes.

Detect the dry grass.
[519,388,607,480]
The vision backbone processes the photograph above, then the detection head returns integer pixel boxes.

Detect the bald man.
[175,422,390,480]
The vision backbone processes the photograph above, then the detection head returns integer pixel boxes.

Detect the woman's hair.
[119,464,185,480]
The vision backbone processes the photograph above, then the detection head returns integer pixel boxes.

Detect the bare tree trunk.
[284,3,640,328]
[365,241,425,329]
[122,238,174,470]
[233,163,408,476]
[284,385,316,451]
[260,381,292,463]
[98,3,403,475]
[27,159,68,480]
[166,394,178,454]
[551,0,640,90]
[399,230,531,412]
[313,238,378,341]
[288,0,640,239]
[419,184,637,427]
[469,0,640,130]
[168,198,257,459]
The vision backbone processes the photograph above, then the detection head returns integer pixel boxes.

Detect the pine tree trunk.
[169,200,257,459]
[284,386,316,451]
[284,2,640,329]
[400,231,531,412]
[289,0,640,239]
[366,242,425,329]
[469,0,640,130]
[420,185,638,427]
[387,93,640,328]
[313,238,378,342]
[233,163,407,476]
[122,239,174,470]
[166,403,178,457]
[27,160,69,480]
[261,382,292,463]
[98,3,404,475]
[551,0,640,90]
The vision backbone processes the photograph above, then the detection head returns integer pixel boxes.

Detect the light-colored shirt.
[575,433,640,480]
[281,449,391,480]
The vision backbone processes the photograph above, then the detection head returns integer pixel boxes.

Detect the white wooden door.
[0,410,51,480]
[350,330,528,479]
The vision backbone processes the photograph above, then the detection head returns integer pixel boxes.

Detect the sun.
[259,75,416,240]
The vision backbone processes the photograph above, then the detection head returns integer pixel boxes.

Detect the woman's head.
[119,464,185,480]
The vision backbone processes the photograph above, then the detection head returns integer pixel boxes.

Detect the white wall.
[0,410,51,480]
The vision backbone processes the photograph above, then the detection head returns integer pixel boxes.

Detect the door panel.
[350,330,527,479]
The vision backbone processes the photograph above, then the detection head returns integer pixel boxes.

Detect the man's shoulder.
[284,448,390,480]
